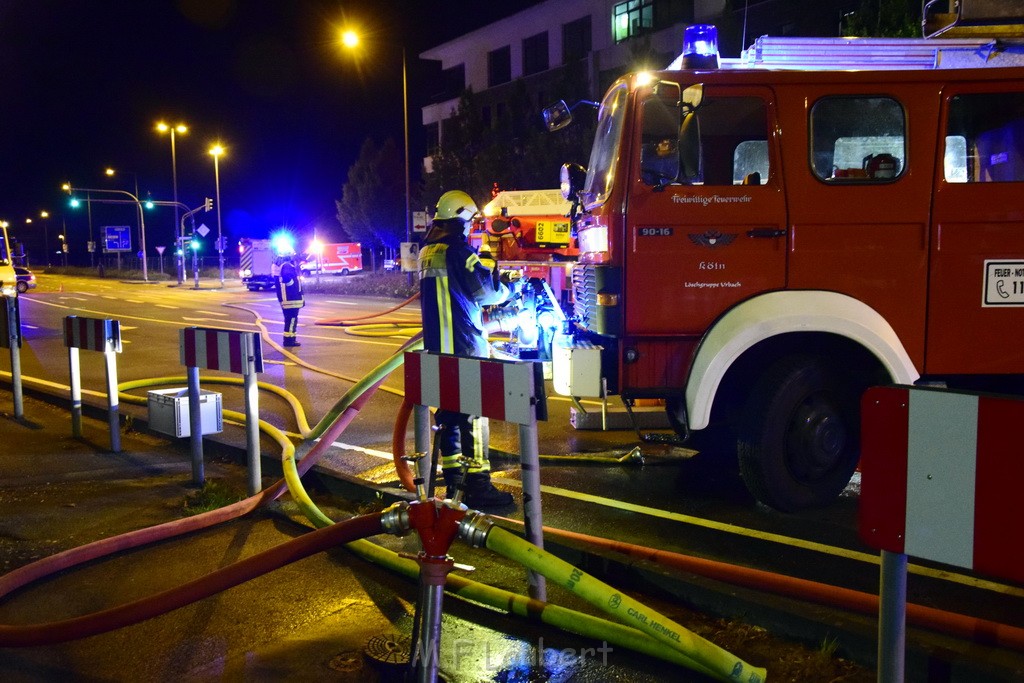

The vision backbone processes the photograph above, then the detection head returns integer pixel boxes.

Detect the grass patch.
[182,479,244,516]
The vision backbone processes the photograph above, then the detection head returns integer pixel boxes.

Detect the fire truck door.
[626,88,787,335]
[927,89,1024,374]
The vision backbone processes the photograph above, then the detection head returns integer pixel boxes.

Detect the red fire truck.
[545,22,1024,510]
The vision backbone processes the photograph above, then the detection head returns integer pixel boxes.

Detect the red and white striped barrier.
[63,315,121,353]
[180,327,263,374]
[860,385,1024,584]
[404,351,536,425]
[178,326,264,494]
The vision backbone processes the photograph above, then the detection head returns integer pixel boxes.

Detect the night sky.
[0,1,541,259]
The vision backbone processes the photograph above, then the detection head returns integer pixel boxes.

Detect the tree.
[422,64,596,211]
[846,0,920,37]
[335,137,405,252]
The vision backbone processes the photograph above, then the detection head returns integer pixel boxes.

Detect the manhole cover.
[364,632,412,667]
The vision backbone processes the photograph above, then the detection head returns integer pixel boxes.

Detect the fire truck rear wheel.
[737,354,859,512]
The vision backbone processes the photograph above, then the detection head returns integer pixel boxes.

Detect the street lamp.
[339,29,412,280]
[38,211,51,268]
[156,121,188,281]
[58,234,68,267]
[209,143,225,285]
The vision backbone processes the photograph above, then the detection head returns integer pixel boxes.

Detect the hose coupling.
[458,511,494,548]
[380,502,412,536]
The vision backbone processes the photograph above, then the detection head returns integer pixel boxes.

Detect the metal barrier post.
[243,354,261,495]
[179,327,263,490]
[861,386,1024,682]
[405,350,547,599]
[63,316,121,449]
[2,296,24,419]
[67,346,82,437]
[519,417,546,601]
[104,347,121,454]
[187,365,204,486]
[878,550,907,683]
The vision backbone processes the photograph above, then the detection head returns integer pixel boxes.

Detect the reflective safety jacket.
[276,261,304,309]
[419,232,508,358]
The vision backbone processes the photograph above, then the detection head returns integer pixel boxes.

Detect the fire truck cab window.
[811,96,905,182]
[946,92,1024,183]
[692,96,769,185]
[640,95,769,187]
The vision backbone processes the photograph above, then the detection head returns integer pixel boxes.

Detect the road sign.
[196,223,210,237]
[103,225,131,252]
[413,211,428,233]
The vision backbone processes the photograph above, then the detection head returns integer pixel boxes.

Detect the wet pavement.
[0,378,1021,681]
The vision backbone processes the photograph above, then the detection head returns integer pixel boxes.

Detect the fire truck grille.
[572,264,620,336]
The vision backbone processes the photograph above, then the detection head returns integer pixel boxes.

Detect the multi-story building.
[418,0,860,166]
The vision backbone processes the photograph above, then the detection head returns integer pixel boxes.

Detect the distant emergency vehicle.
[238,238,277,291]
[544,18,1024,510]
[300,242,362,276]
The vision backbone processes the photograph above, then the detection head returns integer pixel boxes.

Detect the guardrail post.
[180,327,264,492]
[405,351,548,599]
[1,295,24,419]
[63,316,122,452]
[186,365,204,486]
[861,385,1024,683]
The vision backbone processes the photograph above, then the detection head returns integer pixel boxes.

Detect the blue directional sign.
[103,225,131,252]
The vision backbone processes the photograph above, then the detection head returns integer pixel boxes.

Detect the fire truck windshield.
[582,82,630,207]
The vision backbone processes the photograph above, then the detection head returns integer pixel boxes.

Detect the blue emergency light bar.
[683,24,719,69]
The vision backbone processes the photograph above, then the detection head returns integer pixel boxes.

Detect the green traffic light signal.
[70,197,80,208]
[145,200,154,209]
[190,240,200,251]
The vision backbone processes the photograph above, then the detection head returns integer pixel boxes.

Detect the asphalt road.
[8,272,1024,678]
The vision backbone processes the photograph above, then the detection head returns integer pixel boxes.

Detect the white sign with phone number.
[983,260,1024,307]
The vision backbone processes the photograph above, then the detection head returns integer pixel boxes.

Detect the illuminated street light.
[156,121,188,283]
[209,143,225,285]
[39,211,51,268]
[339,28,412,280]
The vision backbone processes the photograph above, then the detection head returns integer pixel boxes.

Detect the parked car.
[14,266,35,293]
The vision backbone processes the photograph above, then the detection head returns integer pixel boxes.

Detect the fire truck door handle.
[747,228,786,239]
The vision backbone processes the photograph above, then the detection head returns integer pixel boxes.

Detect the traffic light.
[145,199,154,209]
[204,197,213,211]
[190,239,201,252]
[69,197,80,208]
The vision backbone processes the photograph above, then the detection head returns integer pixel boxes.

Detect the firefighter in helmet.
[419,189,513,508]
[275,246,304,348]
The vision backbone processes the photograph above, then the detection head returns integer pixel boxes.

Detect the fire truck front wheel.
[737,354,859,512]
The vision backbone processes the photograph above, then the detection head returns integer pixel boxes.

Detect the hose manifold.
[380,502,412,536]
[457,511,494,548]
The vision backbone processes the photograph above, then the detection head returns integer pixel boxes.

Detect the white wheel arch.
[685,291,920,430]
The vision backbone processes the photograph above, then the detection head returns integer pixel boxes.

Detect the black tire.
[340,268,349,276]
[737,354,860,511]
[16,281,27,293]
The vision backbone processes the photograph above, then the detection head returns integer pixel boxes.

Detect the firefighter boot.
[463,472,514,509]
[442,468,463,499]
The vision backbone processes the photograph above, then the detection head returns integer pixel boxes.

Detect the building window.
[613,0,654,43]
[810,96,906,182]
[945,92,1024,182]
[523,31,549,76]
[562,15,592,63]
[488,46,511,87]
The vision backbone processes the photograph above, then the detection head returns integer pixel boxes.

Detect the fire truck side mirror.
[681,83,704,113]
[543,100,573,132]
